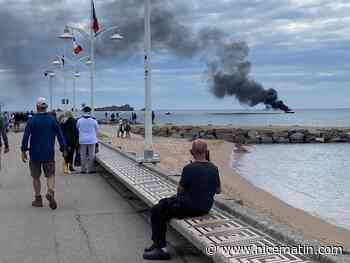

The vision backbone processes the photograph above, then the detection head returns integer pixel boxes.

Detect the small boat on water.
[165,112,172,115]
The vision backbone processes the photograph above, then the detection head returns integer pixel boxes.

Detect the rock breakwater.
[131,125,350,144]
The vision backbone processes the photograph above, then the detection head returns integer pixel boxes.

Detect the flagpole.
[144,0,154,160]
[63,43,68,112]
[49,74,54,112]
[90,0,95,115]
[73,72,76,113]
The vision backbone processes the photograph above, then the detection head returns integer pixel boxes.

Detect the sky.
[1,0,350,111]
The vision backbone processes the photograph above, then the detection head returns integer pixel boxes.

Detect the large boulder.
[330,137,348,143]
[222,134,234,142]
[289,132,305,143]
[246,138,260,144]
[247,130,259,139]
[260,136,273,144]
[288,128,307,136]
[304,135,318,143]
[232,135,246,144]
[273,136,290,143]
[314,137,325,143]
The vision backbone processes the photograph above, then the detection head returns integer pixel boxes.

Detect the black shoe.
[69,165,76,172]
[144,244,158,253]
[143,247,171,260]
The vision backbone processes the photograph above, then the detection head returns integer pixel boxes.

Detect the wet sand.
[101,126,350,249]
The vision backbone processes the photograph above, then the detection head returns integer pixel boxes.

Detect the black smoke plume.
[0,0,291,111]
[207,42,291,111]
[99,1,291,111]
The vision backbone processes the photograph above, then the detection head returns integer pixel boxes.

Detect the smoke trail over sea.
[0,0,290,110]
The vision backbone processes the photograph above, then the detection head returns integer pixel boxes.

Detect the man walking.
[77,106,99,174]
[21,97,66,209]
[143,139,221,260]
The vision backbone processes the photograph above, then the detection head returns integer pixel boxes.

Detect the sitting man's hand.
[21,152,28,163]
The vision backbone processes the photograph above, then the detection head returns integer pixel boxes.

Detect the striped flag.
[72,37,83,54]
[91,0,100,34]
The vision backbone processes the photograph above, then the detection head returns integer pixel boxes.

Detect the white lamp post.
[58,27,74,111]
[143,0,155,162]
[73,71,80,112]
[48,72,56,111]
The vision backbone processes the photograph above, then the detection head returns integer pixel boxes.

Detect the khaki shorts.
[29,161,55,178]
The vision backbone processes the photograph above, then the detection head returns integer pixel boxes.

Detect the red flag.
[73,37,83,54]
[92,0,99,33]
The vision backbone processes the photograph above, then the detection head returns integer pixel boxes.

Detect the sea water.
[234,143,350,230]
[95,108,350,127]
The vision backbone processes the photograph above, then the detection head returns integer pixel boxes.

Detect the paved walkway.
[0,132,210,263]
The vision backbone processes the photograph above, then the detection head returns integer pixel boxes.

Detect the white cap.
[36,97,48,108]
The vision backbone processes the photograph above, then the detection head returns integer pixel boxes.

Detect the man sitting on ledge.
[143,139,221,260]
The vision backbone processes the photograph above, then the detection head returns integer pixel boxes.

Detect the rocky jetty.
[131,125,350,144]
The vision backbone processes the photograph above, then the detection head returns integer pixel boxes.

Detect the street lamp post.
[44,70,56,111]
[58,27,74,111]
[48,72,56,111]
[73,71,80,112]
[143,0,155,161]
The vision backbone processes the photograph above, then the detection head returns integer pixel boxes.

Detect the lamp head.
[59,27,73,40]
[110,33,124,40]
[52,59,62,66]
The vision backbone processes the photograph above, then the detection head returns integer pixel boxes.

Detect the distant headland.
[95,104,134,112]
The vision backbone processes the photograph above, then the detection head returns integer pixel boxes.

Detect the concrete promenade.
[0,132,210,263]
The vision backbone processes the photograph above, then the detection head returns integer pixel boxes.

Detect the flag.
[92,0,99,33]
[72,37,83,54]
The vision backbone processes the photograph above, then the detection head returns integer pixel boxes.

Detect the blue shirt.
[21,113,66,161]
[178,162,220,213]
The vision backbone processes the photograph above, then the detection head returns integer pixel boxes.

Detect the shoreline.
[100,125,350,250]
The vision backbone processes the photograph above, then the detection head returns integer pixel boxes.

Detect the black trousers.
[0,128,8,148]
[64,146,75,165]
[151,197,206,248]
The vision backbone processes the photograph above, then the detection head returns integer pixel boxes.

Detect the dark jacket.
[60,117,79,147]
[21,113,66,161]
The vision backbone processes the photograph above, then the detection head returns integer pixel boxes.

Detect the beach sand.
[101,126,350,249]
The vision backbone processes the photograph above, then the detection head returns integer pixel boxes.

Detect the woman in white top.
[77,106,99,173]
